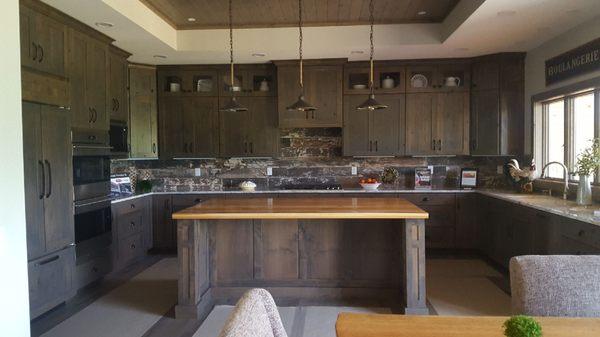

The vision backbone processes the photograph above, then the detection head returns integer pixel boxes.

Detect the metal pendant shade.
[356,0,387,111]
[287,0,316,112]
[221,0,247,112]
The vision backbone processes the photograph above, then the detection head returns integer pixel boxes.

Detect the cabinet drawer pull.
[130,243,136,249]
[37,255,59,266]
[578,230,585,237]
[31,43,38,61]
[38,45,44,63]
[130,221,136,229]
[130,203,135,209]
[92,266,99,273]
[422,197,429,202]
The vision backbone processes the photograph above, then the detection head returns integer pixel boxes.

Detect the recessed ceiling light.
[95,22,114,28]
[252,52,266,57]
[153,55,167,59]
[187,17,196,22]
[496,10,516,17]
[417,11,427,15]
[350,50,364,54]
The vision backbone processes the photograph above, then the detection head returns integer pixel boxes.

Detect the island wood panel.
[299,220,346,280]
[212,220,254,283]
[254,220,299,281]
[336,313,600,337]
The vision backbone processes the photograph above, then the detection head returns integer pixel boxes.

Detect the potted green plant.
[503,315,542,337]
[574,138,600,205]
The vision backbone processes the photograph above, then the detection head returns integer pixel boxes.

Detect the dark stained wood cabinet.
[153,195,175,251]
[276,60,344,127]
[219,96,278,157]
[470,53,525,155]
[22,102,75,319]
[406,92,469,155]
[68,29,109,131]
[22,102,74,261]
[112,196,153,270]
[20,3,66,78]
[108,46,130,123]
[219,65,277,97]
[343,94,405,156]
[129,65,158,158]
[160,96,219,159]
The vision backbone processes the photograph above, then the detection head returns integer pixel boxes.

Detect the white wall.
[524,15,600,156]
[0,0,31,336]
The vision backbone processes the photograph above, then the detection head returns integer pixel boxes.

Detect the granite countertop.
[111,188,600,226]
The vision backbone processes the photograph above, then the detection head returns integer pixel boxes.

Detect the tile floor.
[36,257,511,337]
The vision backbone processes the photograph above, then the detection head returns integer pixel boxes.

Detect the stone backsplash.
[111,128,520,192]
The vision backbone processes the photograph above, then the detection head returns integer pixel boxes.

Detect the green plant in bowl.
[135,179,152,194]
[503,315,542,337]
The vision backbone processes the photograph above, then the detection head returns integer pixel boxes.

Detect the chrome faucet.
[540,161,569,200]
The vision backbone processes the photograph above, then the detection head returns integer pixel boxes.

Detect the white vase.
[576,175,592,205]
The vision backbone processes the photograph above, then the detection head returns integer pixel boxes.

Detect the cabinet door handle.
[38,45,44,63]
[38,160,45,199]
[305,111,309,119]
[37,254,59,266]
[152,143,157,153]
[88,107,93,123]
[31,43,38,61]
[244,141,248,153]
[437,139,442,151]
[311,111,315,119]
[115,99,120,111]
[431,139,435,150]
[375,140,378,152]
[44,160,52,198]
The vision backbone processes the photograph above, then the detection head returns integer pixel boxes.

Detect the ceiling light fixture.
[286,0,316,113]
[153,54,167,59]
[350,50,364,54]
[220,0,247,112]
[187,17,197,22]
[95,22,114,28]
[417,11,427,15]
[356,0,387,111]
[252,52,266,57]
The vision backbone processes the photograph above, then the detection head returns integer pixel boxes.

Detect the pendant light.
[286,0,316,112]
[221,0,247,112]
[356,0,387,111]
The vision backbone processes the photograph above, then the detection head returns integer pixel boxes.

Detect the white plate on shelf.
[410,74,428,88]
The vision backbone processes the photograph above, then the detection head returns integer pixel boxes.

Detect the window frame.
[539,89,599,183]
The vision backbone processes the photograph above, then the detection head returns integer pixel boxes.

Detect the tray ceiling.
[139,0,460,30]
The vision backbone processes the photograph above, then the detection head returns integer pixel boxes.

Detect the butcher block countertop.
[172,196,429,220]
[335,313,600,337]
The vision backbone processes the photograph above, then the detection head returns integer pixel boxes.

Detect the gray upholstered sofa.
[218,289,288,337]
[510,255,600,317]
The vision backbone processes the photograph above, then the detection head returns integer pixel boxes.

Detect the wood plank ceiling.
[139,0,460,30]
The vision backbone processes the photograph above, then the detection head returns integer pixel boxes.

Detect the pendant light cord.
[369,0,374,93]
[229,0,234,89]
[299,0,304,91]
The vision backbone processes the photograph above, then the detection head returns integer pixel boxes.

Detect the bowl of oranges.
[359,177,381,190]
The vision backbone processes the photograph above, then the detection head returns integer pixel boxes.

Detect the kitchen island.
[172,196,429,319]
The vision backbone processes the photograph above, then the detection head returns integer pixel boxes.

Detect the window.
[540,90,598,181]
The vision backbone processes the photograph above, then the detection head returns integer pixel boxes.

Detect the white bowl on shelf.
[353,84,367,90]
[360,182,381,191]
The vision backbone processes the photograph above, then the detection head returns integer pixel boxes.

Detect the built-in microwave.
[109,121,128,155]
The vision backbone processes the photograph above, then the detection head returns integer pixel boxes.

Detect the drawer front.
[559,219,600,249]
[74,247,112,289]
[117,210,144,239]
[555,235,600,255]
[28,246,75,318]
[399,193,456,206]
[171,194,206,212]
[421,205,456,227]
[118,232,144,267]
[425,227,455,248]
[113,197,145,215]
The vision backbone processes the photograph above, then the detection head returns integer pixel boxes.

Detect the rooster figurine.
[505,159,536,192]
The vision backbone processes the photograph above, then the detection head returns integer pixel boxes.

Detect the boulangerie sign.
[545,37,600,86]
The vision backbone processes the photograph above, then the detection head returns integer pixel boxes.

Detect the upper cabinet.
[406,63,470,93]
[343,94,405,156]
[158,67,219,97]
[108,46,130,123]
[276,60,344,128]
[344,63,406,95]
[20,4,66,78]
[405,92,469,156]
[129,65,158,159]
[219,65,277,97]
[470,53,525,156]
[68,29,109,131]
[219,96,278,157]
